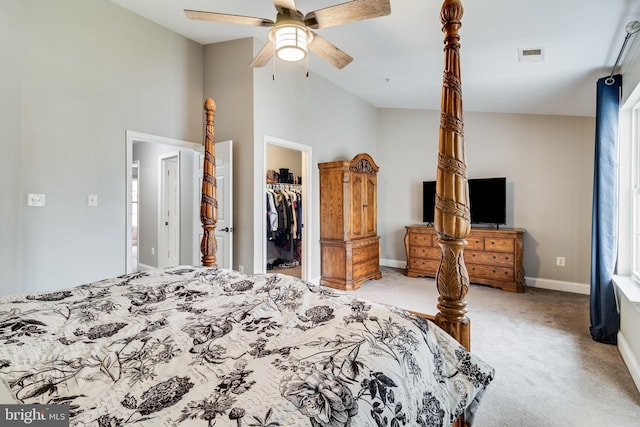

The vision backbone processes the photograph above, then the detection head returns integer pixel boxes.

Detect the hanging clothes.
[266,183,303,265]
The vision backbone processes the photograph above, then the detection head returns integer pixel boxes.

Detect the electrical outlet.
[556,257,566,267]
[27,193,45,207]
[151,247,155,256]
[88,194,98,207]
[238,265,244,274]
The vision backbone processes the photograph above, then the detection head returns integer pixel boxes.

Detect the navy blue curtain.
[590,74,621,345]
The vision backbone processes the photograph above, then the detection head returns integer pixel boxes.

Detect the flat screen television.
[422,177,507,226]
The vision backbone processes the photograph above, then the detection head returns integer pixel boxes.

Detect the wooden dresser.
[318,153,382,290]
[404,225,525,292]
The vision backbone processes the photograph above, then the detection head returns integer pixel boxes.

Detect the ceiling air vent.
[518,47,545,62]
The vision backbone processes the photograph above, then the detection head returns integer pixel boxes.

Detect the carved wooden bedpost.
[201,98,218,267]
[434,0,471,350]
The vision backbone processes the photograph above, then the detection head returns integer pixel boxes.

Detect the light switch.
[27,193,45,207]
[88,194,98,207]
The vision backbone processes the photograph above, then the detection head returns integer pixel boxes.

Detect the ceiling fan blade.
[273,0,297,14]
[309,32,353,69]
[304,0,391,30]
[249,41,274,68]
[184,9,274,27]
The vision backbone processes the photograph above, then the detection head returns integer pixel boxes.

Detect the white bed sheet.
[0,266,493,425]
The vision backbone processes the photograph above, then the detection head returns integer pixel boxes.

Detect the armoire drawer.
[353,258,381,279]
[352,242,379,263]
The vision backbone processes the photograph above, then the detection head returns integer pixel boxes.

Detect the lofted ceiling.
[110,0,640,117]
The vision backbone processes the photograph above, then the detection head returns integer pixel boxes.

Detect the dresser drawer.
[466,236,484,250]
[409,245,441,260]
[409,232,435,247]
[407,258,440,272]
[465,250,514,266]
[485,237,514,253]
[466,263,514,282]
[404,225,525,292]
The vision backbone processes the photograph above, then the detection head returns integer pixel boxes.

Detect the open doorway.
[125,131,202,273]
[260,136,312,280]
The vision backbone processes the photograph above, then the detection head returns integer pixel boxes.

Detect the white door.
[215,140,233,269]
[160,154,180,267]
[197,140,233,269]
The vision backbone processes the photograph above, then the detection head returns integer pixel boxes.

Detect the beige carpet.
[350,266,640,427]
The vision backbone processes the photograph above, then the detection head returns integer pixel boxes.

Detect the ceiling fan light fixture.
[273,24,308,62]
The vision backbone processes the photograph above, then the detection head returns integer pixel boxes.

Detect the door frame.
[125,130,200,273]
[254,135,312,280]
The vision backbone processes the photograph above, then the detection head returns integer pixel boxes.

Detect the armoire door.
[349,171,378,240]
[364,173,377,237]
[349,172,365,240]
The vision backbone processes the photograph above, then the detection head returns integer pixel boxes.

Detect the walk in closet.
[266,144,304,278]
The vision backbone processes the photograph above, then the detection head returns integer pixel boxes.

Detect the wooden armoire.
[318,153,382,290]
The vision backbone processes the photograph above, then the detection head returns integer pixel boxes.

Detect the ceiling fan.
[184,0,391,69]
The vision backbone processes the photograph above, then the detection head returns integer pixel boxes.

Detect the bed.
[0,1,492,425]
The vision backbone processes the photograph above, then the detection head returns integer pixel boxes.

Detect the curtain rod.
[606,21,640,85]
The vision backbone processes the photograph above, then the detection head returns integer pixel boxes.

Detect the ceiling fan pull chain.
[272,42,277,80]
[306,55,309,78]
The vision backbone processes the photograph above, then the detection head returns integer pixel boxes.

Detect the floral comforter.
[0,266,493,426]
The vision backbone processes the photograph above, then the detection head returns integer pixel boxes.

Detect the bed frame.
[199,3,470,424]
[198,0,470,350]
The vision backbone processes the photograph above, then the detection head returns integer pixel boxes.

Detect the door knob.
[220,227,230,232]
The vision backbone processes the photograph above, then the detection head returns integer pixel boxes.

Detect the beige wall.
[0,1,23,291]
[377,108,595,288]
[203,38,255,274]
[267,145,302,179]
[0,0,204,295]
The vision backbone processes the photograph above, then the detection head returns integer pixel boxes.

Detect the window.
[634,105,640,280]
[618,83,640,281]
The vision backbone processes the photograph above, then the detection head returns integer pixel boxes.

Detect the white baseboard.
[380,258,406,269]
[525,277,590,295]
[618,331,640,393]
[380,258,590,295]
